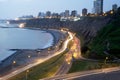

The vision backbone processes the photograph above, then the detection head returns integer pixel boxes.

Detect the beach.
[0,29,67,76]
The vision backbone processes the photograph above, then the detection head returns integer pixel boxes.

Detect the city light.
[14,18,20,21]
[19,23,25,28]
[0,0,119,79]
[61,29,64,32]
[6,21,10,24]
[28,55,31,58]
[110,10,114,14]
[13,61,16,64]
[73,52,78,58]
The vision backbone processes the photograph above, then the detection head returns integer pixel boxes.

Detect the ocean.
[0,22,53,61]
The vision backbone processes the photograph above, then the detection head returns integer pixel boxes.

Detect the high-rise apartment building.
[52,13,59,18]
[46,11,51,18]
[60,12,65,17]
[82,8,87,16]
[93,0,103,14]
[65,10,69,18]
[112,4,117,11]
[71,10,77,17]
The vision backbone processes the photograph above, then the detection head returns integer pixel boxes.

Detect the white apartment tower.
[93,0,103,14]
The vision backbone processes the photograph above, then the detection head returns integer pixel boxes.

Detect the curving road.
[0,31,73,80]
[43,67,120,80]
[55,35,81,76]
[42,35,120,80]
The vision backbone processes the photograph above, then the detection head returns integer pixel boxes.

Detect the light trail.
[0,31,73,80]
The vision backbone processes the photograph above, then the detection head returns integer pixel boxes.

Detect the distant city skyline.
[0,0,120,19]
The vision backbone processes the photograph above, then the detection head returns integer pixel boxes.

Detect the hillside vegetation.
[87,8,120,59]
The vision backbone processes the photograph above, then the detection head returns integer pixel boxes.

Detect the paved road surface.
[43,67,120,80]
[55,34,82,76]
[0,32,73,80]
[74,69,120,80]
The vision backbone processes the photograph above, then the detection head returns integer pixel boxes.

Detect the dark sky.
[0,0,120,19]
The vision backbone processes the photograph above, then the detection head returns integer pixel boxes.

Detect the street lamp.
[12,60,16,69]
[48,51,50,56]
[28,55,31,58]
[13,61,16,64]
[38,52,40,57]
[55,46,58,48]
[48,48,50,51]
[104,57,108,65]
[26,70,29,80]
[110,10,114,14]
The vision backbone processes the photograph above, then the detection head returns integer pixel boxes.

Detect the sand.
[0,29,67,76]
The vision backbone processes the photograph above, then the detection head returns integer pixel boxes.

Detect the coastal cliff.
[25,16,111,44]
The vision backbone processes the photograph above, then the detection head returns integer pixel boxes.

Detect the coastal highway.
[55,36,81,75]
[43,67,120,80]
[0,32,73,80]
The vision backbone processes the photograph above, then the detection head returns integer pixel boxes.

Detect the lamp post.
[26,70,29,80]
[48,51,50,56]
[104,57,108,65]
[12,60,16,69]
[38,52,40,57]
[28,55,31,58]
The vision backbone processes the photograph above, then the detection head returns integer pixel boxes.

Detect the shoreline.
[0,28,67,76]
[0,28,59,63]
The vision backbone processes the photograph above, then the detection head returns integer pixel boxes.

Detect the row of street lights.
[11,55,32,80]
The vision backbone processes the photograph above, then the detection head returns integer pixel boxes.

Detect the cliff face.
[25,17,111,44]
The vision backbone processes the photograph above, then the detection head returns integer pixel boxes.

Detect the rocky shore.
[0,29,67,76]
